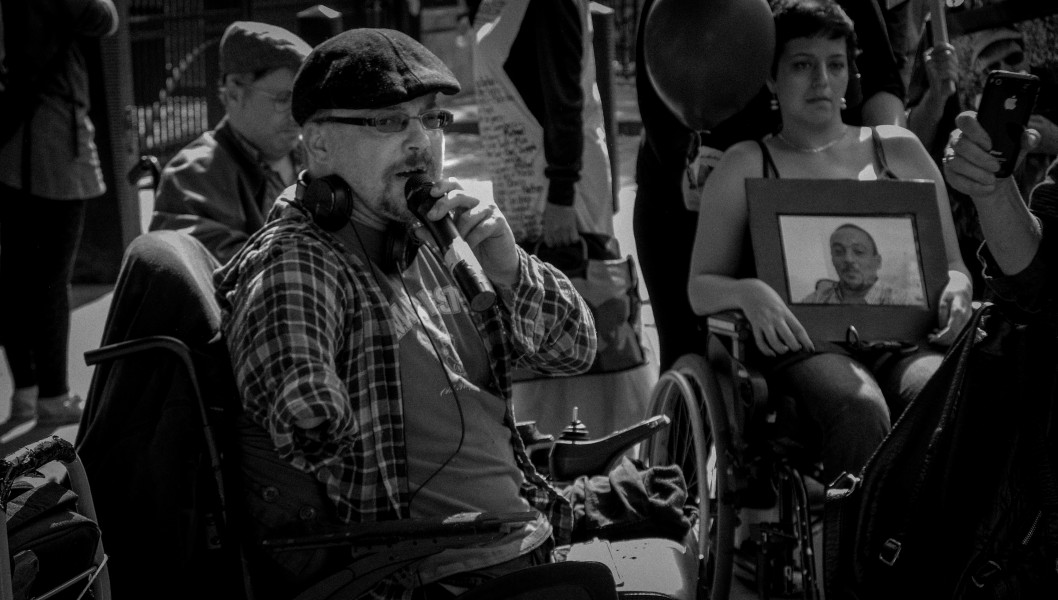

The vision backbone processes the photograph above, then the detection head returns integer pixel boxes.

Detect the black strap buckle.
[879,538,902,567]
[971,560,1002,589]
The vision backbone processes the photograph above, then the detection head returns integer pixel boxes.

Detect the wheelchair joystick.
[558,407,590,442]
[549,409,671,483]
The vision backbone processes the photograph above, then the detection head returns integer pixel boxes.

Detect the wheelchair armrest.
[262,511,538,550]
[271,511,541,600]
[707,309,752,362]
[549,415,670,482]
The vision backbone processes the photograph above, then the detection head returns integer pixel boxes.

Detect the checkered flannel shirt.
[215,198,596,599]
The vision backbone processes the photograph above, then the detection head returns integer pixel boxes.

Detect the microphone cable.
[343,218,467,511]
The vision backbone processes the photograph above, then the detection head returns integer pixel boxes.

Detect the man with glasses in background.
[149,21,311,263]
[214,28,596,599]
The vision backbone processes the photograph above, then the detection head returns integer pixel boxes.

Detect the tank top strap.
[870,126,899,180]
[756,139,781,178]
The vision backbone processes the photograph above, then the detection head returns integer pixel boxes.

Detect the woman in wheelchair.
[687,0,974,483]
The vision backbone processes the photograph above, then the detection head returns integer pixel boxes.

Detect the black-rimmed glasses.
[312,109,455,133]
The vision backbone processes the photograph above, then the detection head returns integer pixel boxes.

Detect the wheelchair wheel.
[640,353,736,600]
[754,463,819,600]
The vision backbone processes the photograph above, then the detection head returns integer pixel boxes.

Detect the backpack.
[0,0,73,147]
[824,302,1058,599]
[5,472,102,600]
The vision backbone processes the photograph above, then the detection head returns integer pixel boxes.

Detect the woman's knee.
[875,349,944,416]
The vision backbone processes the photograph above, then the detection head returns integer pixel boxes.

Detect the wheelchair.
[73,229,708,599]
[641,312,822,600]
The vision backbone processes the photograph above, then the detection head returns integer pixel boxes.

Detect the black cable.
[345,221,467,511]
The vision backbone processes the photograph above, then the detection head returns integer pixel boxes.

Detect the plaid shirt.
[215,197,596,599]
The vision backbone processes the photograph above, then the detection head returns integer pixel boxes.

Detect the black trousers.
[0,182,86,396]
[632,141,707,372]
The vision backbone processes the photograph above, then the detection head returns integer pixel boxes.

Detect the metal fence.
[125,0,641,162]
[598,0,640,78]
[126,1,428,162]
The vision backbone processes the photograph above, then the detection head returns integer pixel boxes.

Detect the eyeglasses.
[312,109,455,133]
[247,85,293,113]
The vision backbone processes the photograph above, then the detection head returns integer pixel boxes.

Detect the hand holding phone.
[976,70,1040,178]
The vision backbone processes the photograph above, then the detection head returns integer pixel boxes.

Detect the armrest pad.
[706,310,750,338]
[706,310,752,361]
[262,511,538,549]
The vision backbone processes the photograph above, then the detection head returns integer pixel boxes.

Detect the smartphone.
[976,70,1040,178]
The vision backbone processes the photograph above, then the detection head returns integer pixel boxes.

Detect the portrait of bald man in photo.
[800,223,919,306]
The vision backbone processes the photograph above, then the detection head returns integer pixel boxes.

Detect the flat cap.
[292,28,460,125]
[219,21,311,76]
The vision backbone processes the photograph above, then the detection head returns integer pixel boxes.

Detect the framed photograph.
[746,178,949,344]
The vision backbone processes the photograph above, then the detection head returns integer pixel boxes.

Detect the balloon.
[644,0,775,131]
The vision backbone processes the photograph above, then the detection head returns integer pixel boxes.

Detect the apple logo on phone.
[1004,96,1018,110]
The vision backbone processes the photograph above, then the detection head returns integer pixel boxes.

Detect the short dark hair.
[770,0,858,75]
[832,223,878,256]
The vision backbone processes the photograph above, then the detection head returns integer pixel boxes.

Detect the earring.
[770,93,779,111]
[840,97,848,110]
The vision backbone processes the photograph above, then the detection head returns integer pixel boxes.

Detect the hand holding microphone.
[405,174,497,312]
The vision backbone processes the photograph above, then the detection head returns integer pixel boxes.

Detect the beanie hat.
[291,28,460,125]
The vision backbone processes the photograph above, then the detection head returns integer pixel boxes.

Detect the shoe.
[7,386,39,423]
[35,394,84,426]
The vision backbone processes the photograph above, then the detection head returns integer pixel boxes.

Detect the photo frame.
[747,178,949,344]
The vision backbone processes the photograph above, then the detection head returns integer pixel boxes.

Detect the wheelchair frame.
[638,311,820,600]
[73,229,709,599]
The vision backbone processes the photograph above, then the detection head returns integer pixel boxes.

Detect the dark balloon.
[644,0,775,131]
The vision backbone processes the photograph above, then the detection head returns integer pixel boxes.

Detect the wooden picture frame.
[746,178,949,344]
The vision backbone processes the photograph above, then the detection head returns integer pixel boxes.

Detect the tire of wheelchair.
[639,353,735,600]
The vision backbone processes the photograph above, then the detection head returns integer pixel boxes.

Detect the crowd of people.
[3,0,1058,597]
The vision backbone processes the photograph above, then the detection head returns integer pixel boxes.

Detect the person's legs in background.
[0,183,86,424]
[632,146,707,373]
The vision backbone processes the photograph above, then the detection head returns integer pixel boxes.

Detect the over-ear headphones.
[296,170,353,232]
[295,170,419,273]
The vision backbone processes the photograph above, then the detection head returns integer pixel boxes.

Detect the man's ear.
[218,78,243,108]
[301,122,331,167]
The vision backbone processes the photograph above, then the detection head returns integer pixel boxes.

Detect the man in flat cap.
[214,28,596,599]
[149,21,311,263]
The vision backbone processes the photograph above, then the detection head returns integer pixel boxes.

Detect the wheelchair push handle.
[0,436,76,491]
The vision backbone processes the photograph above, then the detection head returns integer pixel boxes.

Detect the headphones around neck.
[295,170,418,273]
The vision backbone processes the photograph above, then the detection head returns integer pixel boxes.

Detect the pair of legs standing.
[0,183,87,424]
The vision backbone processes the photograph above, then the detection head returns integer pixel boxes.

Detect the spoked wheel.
[640,353,737,600]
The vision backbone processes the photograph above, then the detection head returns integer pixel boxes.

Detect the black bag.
[824,303,1058,599]
[5,471,101,600]
[519,234,647,378]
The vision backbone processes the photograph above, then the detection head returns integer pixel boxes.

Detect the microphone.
[405,174,497,312]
